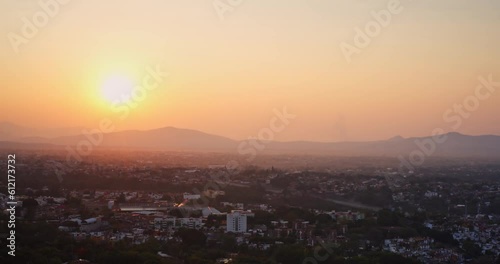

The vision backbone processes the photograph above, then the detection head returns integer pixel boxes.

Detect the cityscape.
[1,0,500,263]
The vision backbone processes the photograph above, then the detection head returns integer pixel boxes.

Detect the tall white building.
[226,210,250,233]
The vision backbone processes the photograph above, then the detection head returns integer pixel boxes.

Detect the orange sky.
[0,0,499,142]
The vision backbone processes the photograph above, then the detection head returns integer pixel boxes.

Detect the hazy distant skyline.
[1,0,499,142]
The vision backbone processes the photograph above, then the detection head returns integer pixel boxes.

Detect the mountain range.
[1,122,500,158]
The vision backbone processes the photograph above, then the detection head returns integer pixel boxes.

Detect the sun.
[101,75,134,103]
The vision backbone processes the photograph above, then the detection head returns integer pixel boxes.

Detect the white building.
[226,210,253,233]
[154,217,204,230]
[424,191,439,198]
[80,217,103,232]
[179,218,204,229]
[183,193,201,200]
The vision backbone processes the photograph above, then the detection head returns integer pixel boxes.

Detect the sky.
[0,0,499,142]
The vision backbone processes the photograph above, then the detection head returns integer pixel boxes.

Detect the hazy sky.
[0,0,499,142]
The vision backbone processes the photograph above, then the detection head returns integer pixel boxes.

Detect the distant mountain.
[0,122,36,141]
[387,135,405,142]
[265,133,500,157]
[0,141,59,150]
[1,122,499,158]
[0,122,86,141]
[40,126,237,152]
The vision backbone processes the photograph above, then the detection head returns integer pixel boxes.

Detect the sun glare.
[101,75,134,103]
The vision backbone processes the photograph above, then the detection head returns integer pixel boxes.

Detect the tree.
[175,229,207,247]
[117,193,126,203]
[275,245,306,264]
[23,198,39,208]
[221,234,237,252]
[463,239,482,258]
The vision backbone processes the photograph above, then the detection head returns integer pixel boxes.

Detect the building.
[80,217,103,232]
[226,210,253,233]
[203,190,225,198]
[154,217,204,230]
[328,210,365,221]
[183,193,201,200]
[179,218,204,229]
[201,207,223,217]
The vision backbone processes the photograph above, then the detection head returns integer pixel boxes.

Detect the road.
[312,195,382,211]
